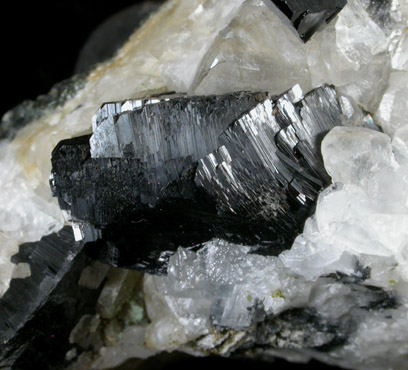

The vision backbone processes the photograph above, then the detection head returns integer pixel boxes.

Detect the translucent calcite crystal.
[392,29,408,71]
[0,142,64,296]
[191,0,312,96]
[376,72,408,135]
[307,0,406,112]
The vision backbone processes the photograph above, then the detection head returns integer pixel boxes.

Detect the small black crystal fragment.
[0,228,101,370]
[253,308,351,352]
[0,227,80,345]
[264,0,347,42]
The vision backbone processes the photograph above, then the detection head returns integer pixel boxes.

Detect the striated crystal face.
[1,0,408,369]
[51,85,369,273]
[195,86,345,220]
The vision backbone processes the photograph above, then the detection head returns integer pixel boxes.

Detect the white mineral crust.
[1,0,408,368]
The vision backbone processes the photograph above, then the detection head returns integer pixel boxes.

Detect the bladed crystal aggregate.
[50,86,367,273]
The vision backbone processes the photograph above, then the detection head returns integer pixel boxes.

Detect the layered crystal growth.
[0,228,98,369]
[51,85,364,272]
[195,86,343,220]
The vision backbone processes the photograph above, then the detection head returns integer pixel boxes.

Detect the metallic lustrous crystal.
[195,85,343,222]
[0,228,100,369]
[51,85,357,272]
[52,92,267,222]
[263,0,347,42]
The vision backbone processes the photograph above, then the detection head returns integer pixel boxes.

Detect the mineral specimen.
[195,85,344,220]
[263,0,347,42]
[1,0,408,369]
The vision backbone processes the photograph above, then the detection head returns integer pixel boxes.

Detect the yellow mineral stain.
[271,289,285,299]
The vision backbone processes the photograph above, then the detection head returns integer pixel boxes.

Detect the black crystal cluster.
[264,0,347,41]
[51,85,347,273]
[0,228,101,369]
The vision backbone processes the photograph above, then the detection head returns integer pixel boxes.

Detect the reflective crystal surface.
[0,228,101,369]
[51,85,363,272]
[195,85,344,220]
[264,0,347,42]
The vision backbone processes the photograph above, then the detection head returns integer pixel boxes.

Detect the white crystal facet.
[376,71,408,135]
[392,29,408,71]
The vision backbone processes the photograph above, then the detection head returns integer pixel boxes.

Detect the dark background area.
[1,0,143,118]
[1,1,343,369]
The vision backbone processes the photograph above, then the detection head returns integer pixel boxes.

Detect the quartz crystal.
[1,0,408,369]
[306,0,405,113]
[376,72,408,135]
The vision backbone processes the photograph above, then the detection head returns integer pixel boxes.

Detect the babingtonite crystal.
[50,85,364,272]
[263,0,347,42]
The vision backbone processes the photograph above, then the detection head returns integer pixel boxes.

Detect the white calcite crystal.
[376,72,408,136]
[0,142,63,296]
[307,0,406,112]
[392,29,408,70]
[376,24,408,136]
[191,0,311,95]
[1,0,408,369]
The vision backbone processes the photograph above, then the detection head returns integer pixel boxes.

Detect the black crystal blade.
[264,0,347,42]
[51,86,347,273]
[0,228,101,369]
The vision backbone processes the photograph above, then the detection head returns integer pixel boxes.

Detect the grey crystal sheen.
[90,93,268,159]
[263,0,347,41]
[195,86,343,219]
[90,93,267,206]
[0,227,80,343]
